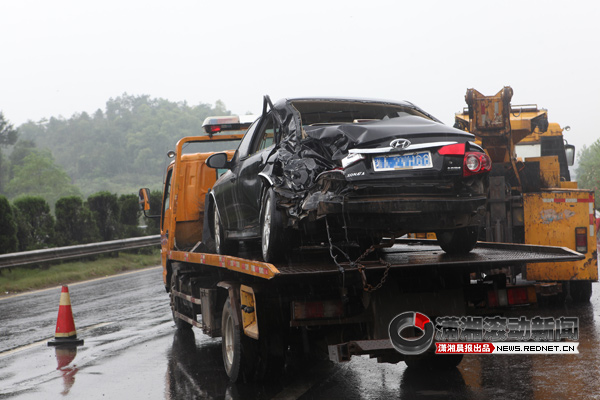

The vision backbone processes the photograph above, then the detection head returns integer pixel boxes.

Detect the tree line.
[575,139,600,208]
[7,94,231,199]
[0,95,234,255]
[0,94,233,208]
[0,190,162,254]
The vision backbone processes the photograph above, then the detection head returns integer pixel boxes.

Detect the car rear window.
[291,100,433,125]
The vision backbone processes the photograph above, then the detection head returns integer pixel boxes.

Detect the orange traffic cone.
[48,285,84,347]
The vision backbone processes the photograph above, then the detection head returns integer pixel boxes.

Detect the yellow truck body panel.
[524,190,598,281]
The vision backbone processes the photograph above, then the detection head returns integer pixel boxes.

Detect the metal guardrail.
[0,235,161,269]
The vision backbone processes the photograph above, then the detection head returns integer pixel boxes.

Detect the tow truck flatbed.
[166,239,584,279]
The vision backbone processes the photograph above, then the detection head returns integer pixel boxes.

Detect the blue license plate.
[373,151,432,171]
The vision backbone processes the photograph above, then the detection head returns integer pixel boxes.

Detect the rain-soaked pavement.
[1,267,599,399]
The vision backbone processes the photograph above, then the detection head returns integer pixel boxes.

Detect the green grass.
[0,250,161,295]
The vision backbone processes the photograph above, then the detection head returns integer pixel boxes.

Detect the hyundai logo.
[390,139,411,149]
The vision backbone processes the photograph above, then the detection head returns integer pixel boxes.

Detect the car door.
[231,112,278,235]
[213,119,259,231]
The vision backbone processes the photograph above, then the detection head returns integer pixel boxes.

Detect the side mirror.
[565,144,575,167]
[139,188,151,211]
[138,188,160,219]
[206,153,230,169]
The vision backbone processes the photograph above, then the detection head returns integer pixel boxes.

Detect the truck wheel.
[569,281,593,303]
[221,298,254,382]
[170,273,192,330]
[261,188,287,263]
[405,354,463,370]
[254,329,286,381]
[437,227,478,254]
[214,206,238,256]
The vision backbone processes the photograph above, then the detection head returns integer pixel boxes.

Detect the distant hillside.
[17,94,232,196]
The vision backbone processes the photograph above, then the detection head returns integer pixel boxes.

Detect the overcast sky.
[2,0,599,153]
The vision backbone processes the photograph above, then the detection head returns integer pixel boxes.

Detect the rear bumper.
[318,195,487,215]
[316,195,487,232]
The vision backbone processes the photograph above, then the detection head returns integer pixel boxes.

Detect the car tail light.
[438,143,466,155]
[463,152,492,177]
[487,289,508,307]
[488,286,536,307]
[507,287,528,305]
[292,300,344,320]
[575,227,588,253]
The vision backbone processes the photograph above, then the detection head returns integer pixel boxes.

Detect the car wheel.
[214,205,238,256]
[437,227,478,254]
[261,188,287,263]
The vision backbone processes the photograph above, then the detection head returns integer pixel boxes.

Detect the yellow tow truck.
[139,110,586,382]
[454,87,597,301]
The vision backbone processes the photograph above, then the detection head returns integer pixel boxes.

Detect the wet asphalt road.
[1,267,600,399]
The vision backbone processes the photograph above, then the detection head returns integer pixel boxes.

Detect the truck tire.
[437,227,478,254]
[569,281,593,303]
[214,206,238,257]
[221,297,254,382]
[261,187,287,263]
[254,327,286,381]
[170,272,192,330]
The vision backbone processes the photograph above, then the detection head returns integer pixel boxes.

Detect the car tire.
[261,187,287,263]
[214,205,238,256]
[437,227,478,254]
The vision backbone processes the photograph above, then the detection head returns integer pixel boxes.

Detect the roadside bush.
[118,193,143,237]
[55,196,100,246]
[0,195,18,254]
[88,191,120,241]
[12,196,55,250]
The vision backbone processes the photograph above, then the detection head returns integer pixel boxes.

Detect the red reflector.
[293,300,344,320]
[438,143,465,155]
[575,227,588,253]
[487,291,498,307]
[507,287,529,305]
[480,153,492,171]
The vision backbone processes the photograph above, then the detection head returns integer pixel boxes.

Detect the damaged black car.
[205,96,491,262]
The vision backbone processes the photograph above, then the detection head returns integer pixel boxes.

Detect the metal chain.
[325,218,393,293]
[354,243,393,292]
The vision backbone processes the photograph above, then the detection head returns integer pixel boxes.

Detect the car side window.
[236,119,259,159]
[252,115,275,154]
[250,113,275,154]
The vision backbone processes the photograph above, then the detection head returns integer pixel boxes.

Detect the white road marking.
[0,322,115,358]
[0,265,161,300]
